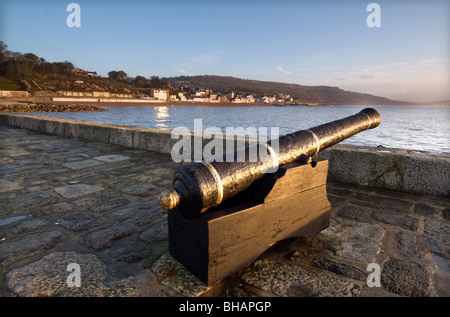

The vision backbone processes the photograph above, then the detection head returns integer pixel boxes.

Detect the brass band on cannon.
[159,108,381,284]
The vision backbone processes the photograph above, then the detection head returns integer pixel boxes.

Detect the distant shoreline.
[2,98,448,107]
[1,98,329,107]
[100,101,327,107]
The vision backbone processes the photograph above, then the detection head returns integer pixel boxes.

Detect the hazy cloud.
[174,66,193,76]
[276,65,293,75]
[186,50,222,66]
[360,69,374,79]
[296,59,450,74]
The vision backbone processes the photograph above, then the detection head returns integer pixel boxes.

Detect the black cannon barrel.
[159,108,381,214]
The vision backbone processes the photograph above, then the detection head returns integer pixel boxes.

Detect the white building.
[178,92,187,102]
[153,89,169,101]
[0,90,29,98]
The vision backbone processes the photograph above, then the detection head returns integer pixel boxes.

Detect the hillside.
[162,75,411,106]
[0,41,162,96]
[0,41,412,105]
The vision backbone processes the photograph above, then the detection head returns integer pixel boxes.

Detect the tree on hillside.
[134,75,147,88]
[149,76,169,89]
[108,71,118,80]
[0,42,7,76]
[108,70,127,82]
[23,53,40,64]
[0,41,7,68]
[4,54,34,79]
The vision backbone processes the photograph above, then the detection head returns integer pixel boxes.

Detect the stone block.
[0,215,27,227]
[0,113,9,125]
[6,251,140,296]
[76,123,95,141]
[54,184,103,198]
[0,179,22,193]
[90,198,130,213]
[413,203,435,216]
[397,231,418,257]
[92,125,112,143]
[337,205,366,221]
[241,259,360,297]
[109,127,134,148]
[113,246,149,263]
[151,253,210,297]
[326,146,406,191]
[308,217,384,262]
[21,116,40,131]
[0,231,65,265]
[33,118,44,133]
[62,121,76,138]
[12,219,49,234]
[93,154,129,162]
[11,115,23,128]
[45,120,66,136]
[424,217,450,246]
[310,257,367,281]
[58,211,99,231]
[443,209,450,220]
[140,221,168,243]
[62,159,104,170]
[372,210,419,231]
[321,145,450,197]
[403,154,450,196]
[82,223,135,251]
[382,259,434,296]
[133,129,174,154]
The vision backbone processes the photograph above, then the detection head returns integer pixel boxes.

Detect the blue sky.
[1,0,449,102]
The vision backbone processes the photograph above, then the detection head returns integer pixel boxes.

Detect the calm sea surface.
[19,105,450,153]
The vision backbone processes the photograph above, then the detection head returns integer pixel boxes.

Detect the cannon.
[159,108,381,214]
[159,108,381,285]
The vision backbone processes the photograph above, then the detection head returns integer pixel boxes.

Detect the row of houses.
[0,90,30,98]
[168,86,299,104]
[168,89,295,104]
[0,89,171,101]
[58,89,170,101]
[57,90,166,99]
[1,88,296,104]
[57,91,134,99]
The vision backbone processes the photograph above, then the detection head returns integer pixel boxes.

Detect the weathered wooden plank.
[207,187,330,283]
[253,160,328,202]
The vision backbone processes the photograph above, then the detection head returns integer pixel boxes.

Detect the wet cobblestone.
[0,124,449,297]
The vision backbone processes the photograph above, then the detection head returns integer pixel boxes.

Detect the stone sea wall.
[1,112,449,197]
[318,145,449,197]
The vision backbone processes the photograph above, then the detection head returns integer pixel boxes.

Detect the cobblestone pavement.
[0,124,449,297]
